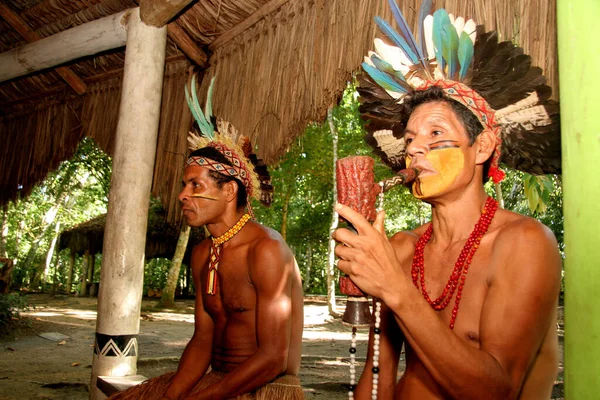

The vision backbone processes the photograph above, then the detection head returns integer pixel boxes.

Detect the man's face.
[179,166,225,227]
[404,101,476,199]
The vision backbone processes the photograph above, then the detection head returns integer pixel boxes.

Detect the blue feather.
[370,54,407,82]
[432,9,451,75]
[417,0,433,58]
[187,75,215,139]
[374,17,418,64]
[362,62,408,94]
[458,31,474,80]
[441,23,459,80]
[387,0,423,62]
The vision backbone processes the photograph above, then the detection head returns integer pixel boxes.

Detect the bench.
[97,375,148,397]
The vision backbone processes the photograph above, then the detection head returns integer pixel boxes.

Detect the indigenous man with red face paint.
[333,3,562,400]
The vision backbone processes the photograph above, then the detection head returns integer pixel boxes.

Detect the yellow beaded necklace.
[206,213,252,295]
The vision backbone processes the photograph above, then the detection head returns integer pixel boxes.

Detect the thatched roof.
[59,206,205,259]
[0,0,558,222]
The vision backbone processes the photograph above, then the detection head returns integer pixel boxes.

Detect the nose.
[406,135,429,158]
[178,186,189,203]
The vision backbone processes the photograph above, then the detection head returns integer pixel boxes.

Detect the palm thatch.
[0,0,558,223]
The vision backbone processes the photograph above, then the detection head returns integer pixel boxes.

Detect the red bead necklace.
[411,196,498,329]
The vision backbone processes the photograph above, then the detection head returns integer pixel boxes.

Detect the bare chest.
[402,237,496,345]
[201,249,256,318]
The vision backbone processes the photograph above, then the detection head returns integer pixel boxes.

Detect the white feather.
[463,19,477,44]
[449,13,455,24]
[497,105,553,130]
[374,38,412,74]
[373,129,406,158]
[423,15,435,60]
[495,92,540,117]
[453,17,465,36]
[384,89,404,100]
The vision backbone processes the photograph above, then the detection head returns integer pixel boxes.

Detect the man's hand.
[333,203,410,302]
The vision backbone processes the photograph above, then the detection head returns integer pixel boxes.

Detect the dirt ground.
[0,294,563,400]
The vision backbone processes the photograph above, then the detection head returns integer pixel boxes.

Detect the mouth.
[409,163,436,178]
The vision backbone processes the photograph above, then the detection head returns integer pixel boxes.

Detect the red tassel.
[489,167,506,184]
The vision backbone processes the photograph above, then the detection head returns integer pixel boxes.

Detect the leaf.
[71,362,81,367]
[58,341,66,345]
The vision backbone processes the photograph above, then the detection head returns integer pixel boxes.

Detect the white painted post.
[90,8,167,399]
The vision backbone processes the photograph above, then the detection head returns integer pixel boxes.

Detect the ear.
[475,129,496,165]
[222,180,239,203]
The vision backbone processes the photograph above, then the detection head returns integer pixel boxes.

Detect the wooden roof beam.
[137,0,207,67]
[0,10,129,84]
[140,0,195,27]
[209,0,293,50]
[167,22,207,67]
[0,3,87,95]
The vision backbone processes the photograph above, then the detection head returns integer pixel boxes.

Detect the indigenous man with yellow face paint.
[333,2,562,399]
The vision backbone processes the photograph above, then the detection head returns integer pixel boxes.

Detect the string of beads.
[411,196,498,329]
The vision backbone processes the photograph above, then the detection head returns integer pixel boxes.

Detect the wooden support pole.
[90,8,167,399]
[167,22,207,67]
[0,3,87,94]
[0,9,129,83]
[140,0,194,27]
[558,0,600,398]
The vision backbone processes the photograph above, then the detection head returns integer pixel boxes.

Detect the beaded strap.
[206,213,251,295]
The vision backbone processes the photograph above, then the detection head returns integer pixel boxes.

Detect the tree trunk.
[280,188,292,241]
[159,224,190,308]
[88,253,96,282]
[66,249,75,294]
[50,245,62,296]
[303,245,312,292]
[1,203,8,258]
[326,107,341,318]
[79,249,90,296]
[40,221,61,291]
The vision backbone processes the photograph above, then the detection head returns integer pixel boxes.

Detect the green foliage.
[0,293,30,325]
[3,137,111,290]
[492,170,563,253]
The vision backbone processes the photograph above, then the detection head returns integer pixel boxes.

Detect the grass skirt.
[108,370,304,399]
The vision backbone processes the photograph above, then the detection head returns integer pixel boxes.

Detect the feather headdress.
[360,0,560,183]
[185,75,274,211]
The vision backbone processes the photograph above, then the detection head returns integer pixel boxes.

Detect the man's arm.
[355,300,403,400]
[188,237,295,399]
[163,243,214,400]
[335,205,561,399]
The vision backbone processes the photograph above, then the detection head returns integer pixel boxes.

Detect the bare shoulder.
[245,222,295,274]
[490,208,561,287]
[492,209,559,258]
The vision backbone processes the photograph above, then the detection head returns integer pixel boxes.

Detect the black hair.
[189,147,247,208]
[400,86,491,181]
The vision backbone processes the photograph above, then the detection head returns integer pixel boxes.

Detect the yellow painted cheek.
[412,148,464,198]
